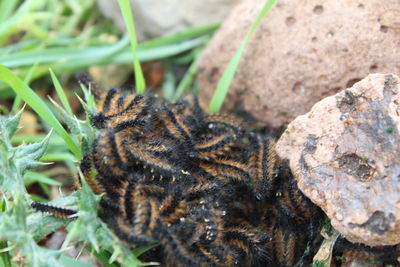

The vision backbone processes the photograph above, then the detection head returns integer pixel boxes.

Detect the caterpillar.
[31,202,77,219]
[31,77,399,266]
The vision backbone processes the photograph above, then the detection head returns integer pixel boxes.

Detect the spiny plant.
[0,76,158,266]
[0,0,277,266]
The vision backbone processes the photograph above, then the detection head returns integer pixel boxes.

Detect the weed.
[0,0,277,265]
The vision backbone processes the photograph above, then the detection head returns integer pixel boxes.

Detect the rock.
[97,0,243,41]
[89,65,132,89]
[275,73,400,247]
[197,0,400,129]
[18,111,37,136]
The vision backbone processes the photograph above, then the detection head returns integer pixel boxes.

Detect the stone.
[197,0,400,129]
[275,73,400,246]
[18,111,37,136]
[97,0,243,41]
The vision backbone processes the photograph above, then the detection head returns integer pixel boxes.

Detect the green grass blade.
[0,0,36,39]
[40,152,75,162]
[0,36,207,74]
[0,0,19,23]
[140,23,219,49]
[37,181,51,197]
[12,134,65,146]
[64,36,208,69]
[173,48,202,100]
[0,238,12,267]
[0,35,129,68]
[0,240,12,267]
[209,0,276,113]
[0,23,215,60]
[58,255,97,267]
[117,0,146,94]
[0,65,81,159]
[12,60,39,112]
[24,171,62,186]
[0,200,11,267]
[49,68,73,115]
[0,39,40,57]
[86,245,118,267]
[0,25,213,69]
[162,69,176,101]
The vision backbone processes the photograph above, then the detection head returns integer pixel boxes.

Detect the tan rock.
[197,0,400,129]
[276,73,400,246]
[97,0,242,41]
[18,111,37,136]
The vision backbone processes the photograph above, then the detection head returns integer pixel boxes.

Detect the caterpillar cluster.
[31,80,399,266]
[79,85,323,266]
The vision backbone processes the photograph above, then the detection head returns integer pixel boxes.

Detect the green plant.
[0,71,158,266]
[335,255,346,264]
[0,0,217,99]
[369,256,376,265]
[312,260,326,267]
[0,66,81,158]
[323,218,335,237]
[209,0,276,113]
[0,0,277,265]
[0,111,70,266]
[117,0,145,94]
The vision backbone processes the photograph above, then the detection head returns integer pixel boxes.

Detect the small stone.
[335,213,343,221]
[19,111,38,136]
[276,74,400,246]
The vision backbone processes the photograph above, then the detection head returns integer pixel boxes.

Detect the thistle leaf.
[0,109,23,150]
[13,130,51,174]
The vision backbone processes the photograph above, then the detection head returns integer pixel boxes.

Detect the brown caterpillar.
[31,202,77,219]
[31,77,399,266]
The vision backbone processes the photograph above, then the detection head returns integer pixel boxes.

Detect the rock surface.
[276,73,400,246]
[197,0,400,129]
[97,0,242,41]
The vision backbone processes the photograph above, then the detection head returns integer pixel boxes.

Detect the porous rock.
[197,0,400,129]
[276,73,400,246]
[97,0,242,41]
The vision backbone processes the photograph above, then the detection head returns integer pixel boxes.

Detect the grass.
[209,0,276,113]
[117,0,146,94]
[49,68,73,116]
[0,0,276,266]
[0,65,81,159]
[0,1,217,98]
